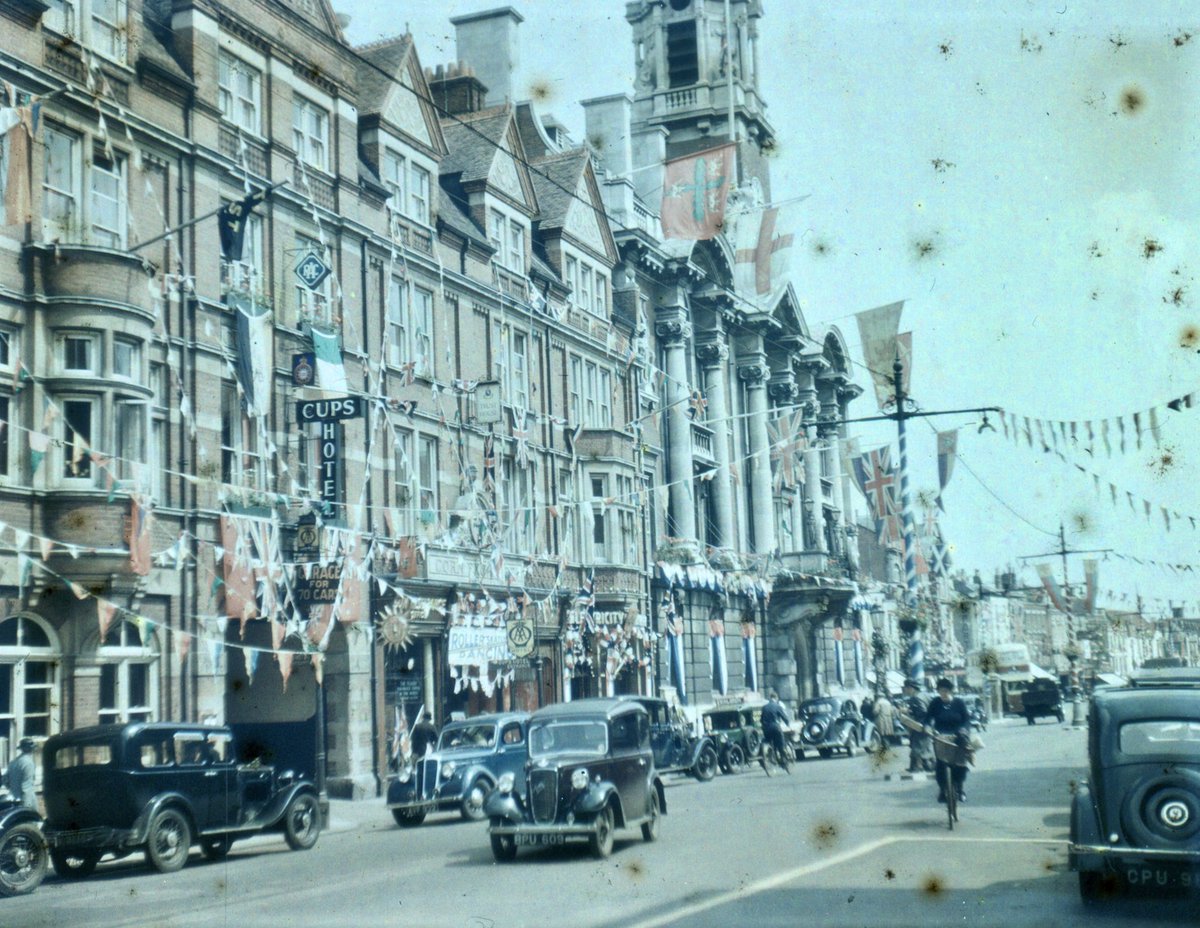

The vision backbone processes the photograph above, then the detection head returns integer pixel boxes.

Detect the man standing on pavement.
[410,712,439,758]
[4,737,37,811]
[760,691,792,774]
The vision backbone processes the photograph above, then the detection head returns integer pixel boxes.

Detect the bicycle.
[760,733,796,776]
[930,733,972,830]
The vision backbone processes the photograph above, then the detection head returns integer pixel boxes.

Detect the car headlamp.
[396,765,413,784]
[497,772,515,794]
[571,768,589,790]
[441,761,457,779]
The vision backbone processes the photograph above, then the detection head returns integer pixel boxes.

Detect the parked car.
[0,790,46,896]
[484,698,665,860]
[622,696,719,781]
[794,697,877,759]
[702,705,764,774]
[1022,678,1064,724]
[961,694,989,732]
[1070,669,1200,902]
[386,712,529,827]
[41,722,320,877]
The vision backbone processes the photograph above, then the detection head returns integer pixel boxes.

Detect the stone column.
[819,398,844,558]
[696,337,734,549]
[656,306,695,541]
[801,398,825,552]
[837,385,863,575]
[767,377,797,552]
[738,356,774,555]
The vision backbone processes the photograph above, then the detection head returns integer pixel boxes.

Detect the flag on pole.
[228,290,273,417]
[766,406,807,490]
[218,188,269,262]
[310,325,348,393]
[854,301,905,411]
[660,144,735,240]
[729,200,802,309]
[1036,563,1069,613]
[1082,559,1098,613]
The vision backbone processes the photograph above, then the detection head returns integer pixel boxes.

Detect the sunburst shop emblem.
[378,606,415,652]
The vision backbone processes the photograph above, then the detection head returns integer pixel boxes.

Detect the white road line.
[622,835,1064,928]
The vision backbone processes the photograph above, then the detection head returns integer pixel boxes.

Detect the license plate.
[515,833,565,847]
[1125,867,1199,889]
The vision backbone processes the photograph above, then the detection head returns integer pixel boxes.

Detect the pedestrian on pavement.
[923,677,972,803]
[873,692,896,739]
[901,679,932,772]
[410,712,439,758]
[4,737,37,811]
[860,696,875,724]
[760,690,792,774]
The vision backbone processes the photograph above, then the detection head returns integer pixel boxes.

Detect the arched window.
[97,619,158,724]
[0,614,61,744]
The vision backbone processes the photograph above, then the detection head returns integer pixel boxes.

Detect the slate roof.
[436,185,486,245]
[529,149,587,233]
[439,106,514,185]
[355,35,413,117]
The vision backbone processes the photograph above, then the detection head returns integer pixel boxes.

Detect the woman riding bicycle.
[923,677,971,804]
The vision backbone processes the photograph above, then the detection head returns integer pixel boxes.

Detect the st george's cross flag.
[728,199,803,309]
[660,144,735,240]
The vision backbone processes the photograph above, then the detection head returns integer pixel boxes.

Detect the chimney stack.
[450,7,523,108]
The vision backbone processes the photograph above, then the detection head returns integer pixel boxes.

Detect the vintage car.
[41,722,320,877]
[0,789,46,896]
[1070,669,1200,902]
[794,697,877,759]
[961,694,990,732]
[484,698,666,860]
[701,705,763,773]
[622,696,718,781]
[386,712,529,826]
[1022,678,1064,724]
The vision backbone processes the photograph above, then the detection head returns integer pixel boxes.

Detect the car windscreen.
[438,724,496,751]
[528,719,608,758]
[706,712,740,731]
[1119,719,1200,756]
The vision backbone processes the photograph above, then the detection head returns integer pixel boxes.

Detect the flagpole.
[892,354,922,684]
[128,179,287,253]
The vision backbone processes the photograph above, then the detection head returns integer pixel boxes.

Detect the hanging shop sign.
[293,561,343,615]
[294,251,331,291]
[476,380,502,424]
[295,396,365,423]
[506,614,536,659]
[447,624,508,670]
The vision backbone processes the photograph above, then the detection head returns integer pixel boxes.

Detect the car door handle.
[205,770,219,777]
[638,758,646,766]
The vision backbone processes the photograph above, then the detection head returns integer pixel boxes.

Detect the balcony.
[218,125,268,176]
[690,422,715,464]
[777,550,850,580]
[575,428,634,459]
[417,544,558,592]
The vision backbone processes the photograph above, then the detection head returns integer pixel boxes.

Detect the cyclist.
[760,690,792,774]
[923,677,972,803]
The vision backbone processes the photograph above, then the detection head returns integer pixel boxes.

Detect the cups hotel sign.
[295,397,365,506]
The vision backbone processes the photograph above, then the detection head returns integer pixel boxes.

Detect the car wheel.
[725,744,745,773]
[868,730,883,754]
[490,830,518,862]
[693,744,718,782]
[50,849,100,880]
[284,793,321,850]
[199,835,234,861]
[460,779,490,821]
[845,734,858,758]
[641,790,661,842]
[0,822,48,896]
[1121,770,1200,849]
[746,730,762,757]
[146,808,192,873]
[392,808,427,828]
[589,804,615,859]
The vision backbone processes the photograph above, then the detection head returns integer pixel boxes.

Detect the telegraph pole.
[1019,524,1111,724]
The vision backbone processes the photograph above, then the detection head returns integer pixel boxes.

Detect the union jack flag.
[766,407,807,490]
[577,569,595,615]
[686,390,708,420]
[853,446,898,523]
[482,433,496,489]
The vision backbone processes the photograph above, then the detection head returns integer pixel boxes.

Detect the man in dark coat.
[759,691,792,774]
[901,679,931,772]
[923,677,972,802]
[410,712,439,758]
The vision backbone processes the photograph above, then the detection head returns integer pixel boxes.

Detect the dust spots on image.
[525,77,555,104]
[1020,32,1044,53]
[1119,85,1146,116]
[920,873,947,897]
[1148,444,1177,478]
[912,235,940,261]
[1109,34,1130,52]
[1172,31,1193,48]
[1180,324,1200,351]
[1164,285,1187,307]
[1142,237,1163,259]
[937,40,953,58]
[623,858,646,881]
[808,236,832,258]
[1087,241,1104,259]
[1069,510,1094,535]
[884,868,896,882]
[930,158,955,174]
[810,819,840,849]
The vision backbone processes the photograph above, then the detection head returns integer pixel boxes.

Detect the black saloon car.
[702,705,763,773]
[0,789,46,895]
[386,712,529,826]
[795,697,877,758]
[1070,669,1200,901]
[1022,678,1064,724]
[483,698,666,860]
[42,722,320,877]
[623,696,718,781]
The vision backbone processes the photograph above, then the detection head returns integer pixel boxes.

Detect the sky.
[341,1,1200,617]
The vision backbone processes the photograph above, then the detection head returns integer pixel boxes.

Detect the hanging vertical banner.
[660,143,735,241]
[1036,563,1068,613]
[854,301,905,411]
[832,625,845,687]
[220,514,259,620]
[126,495,153,577]
[228,291,273,417]
[851,627,864,687]
[708,615,728,696]
[729,199,803,310]
[741,620,758,693]
[662,592,686,704]
[1082,559,1099,613]
[310,324,348,393]
[936,429,958,510]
